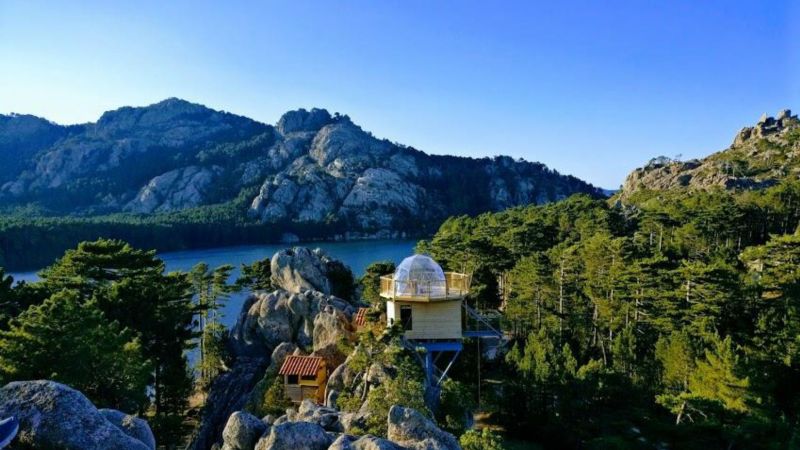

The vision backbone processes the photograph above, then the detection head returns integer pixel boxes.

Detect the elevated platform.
[380,272,471,302]
[404,339,463,386]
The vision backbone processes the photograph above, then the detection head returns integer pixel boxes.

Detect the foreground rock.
[387,406,460,450]
[219,403,460,450]
[222,411,268,450]
[329,434,404,450]
[189,358,269,450]
[99,409,156,450]
[254,421,332,450]
[0,380,154,450]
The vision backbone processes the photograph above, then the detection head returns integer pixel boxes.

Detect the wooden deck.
[379,272,471,302]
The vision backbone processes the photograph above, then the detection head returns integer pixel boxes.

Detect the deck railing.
[462,303,503,338]
[380,272,471,301]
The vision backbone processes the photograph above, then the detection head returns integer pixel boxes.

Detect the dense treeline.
[418,180,800,448]
[0,239,244,448]
[0,202,359,270]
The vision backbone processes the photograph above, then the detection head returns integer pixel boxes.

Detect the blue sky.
[1,1,798,188]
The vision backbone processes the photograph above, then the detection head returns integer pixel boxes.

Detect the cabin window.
[301,375,316,381]
[287,375,298,384]
[400,305,413,330]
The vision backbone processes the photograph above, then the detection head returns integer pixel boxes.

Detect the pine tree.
[0,290,150,410]
[37,239,196,446]
[506,253,554,337]
[190,263,236,386]
[358,261,396,307]
[741,234,800,366]
[689,335,751,414]
[655,331,695,393]
[235,258,273,291]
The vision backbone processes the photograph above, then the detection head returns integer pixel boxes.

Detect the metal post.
[425,350,433,384]
[477,338,481,408]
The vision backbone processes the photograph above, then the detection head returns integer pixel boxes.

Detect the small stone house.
[279,355,327,404]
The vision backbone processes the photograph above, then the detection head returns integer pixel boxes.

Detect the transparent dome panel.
[393,254,446,297]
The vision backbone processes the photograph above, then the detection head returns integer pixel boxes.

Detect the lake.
[8,239,417,329]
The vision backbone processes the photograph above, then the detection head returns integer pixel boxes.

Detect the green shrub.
[459,428,503,450]
[438,379,475,435]
[245,372,292,417]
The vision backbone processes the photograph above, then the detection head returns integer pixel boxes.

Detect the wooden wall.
[386,299,462,340]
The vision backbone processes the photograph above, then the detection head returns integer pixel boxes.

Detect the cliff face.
[0,98,601,236]
[621,109,800,199]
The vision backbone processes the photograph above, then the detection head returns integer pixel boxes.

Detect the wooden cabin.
[380,254,470,341]
[278,355,327,404]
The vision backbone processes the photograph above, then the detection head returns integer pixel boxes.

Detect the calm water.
[8,239,416,329]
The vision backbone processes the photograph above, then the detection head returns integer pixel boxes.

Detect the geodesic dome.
[394,254,447,297]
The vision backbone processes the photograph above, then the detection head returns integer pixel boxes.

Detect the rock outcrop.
[98,409,157,450]
[191,246,465,450]
[190,248,357,450]
[387,406,460,450]
[229,288,355,358]
[276,108,333,135]
[217,403,460,450]
[189,358,270,450]
[125,165,223,213]
[254,421,333,450]
[0,98,600,236]
[329,434,405,450]
[0,380,154,450]
[270,247,337,294]
[621,109,800,199]
[222,411,268,450]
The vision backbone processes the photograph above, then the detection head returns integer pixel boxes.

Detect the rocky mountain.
[0,98,267,210]
[621,109,800,199]
[0,98,601,237]
[0,114,75,183]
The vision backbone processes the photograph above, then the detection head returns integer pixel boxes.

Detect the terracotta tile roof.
[354,307,369,327]
[279,355,324,377]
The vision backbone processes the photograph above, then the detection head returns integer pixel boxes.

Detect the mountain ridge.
[620,108,800,199]
[0,98,602,237]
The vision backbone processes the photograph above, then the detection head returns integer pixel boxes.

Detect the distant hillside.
[0,99,601,237]
[620,109,800,199]
[0,114,77,183]
[0,99,603,268]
